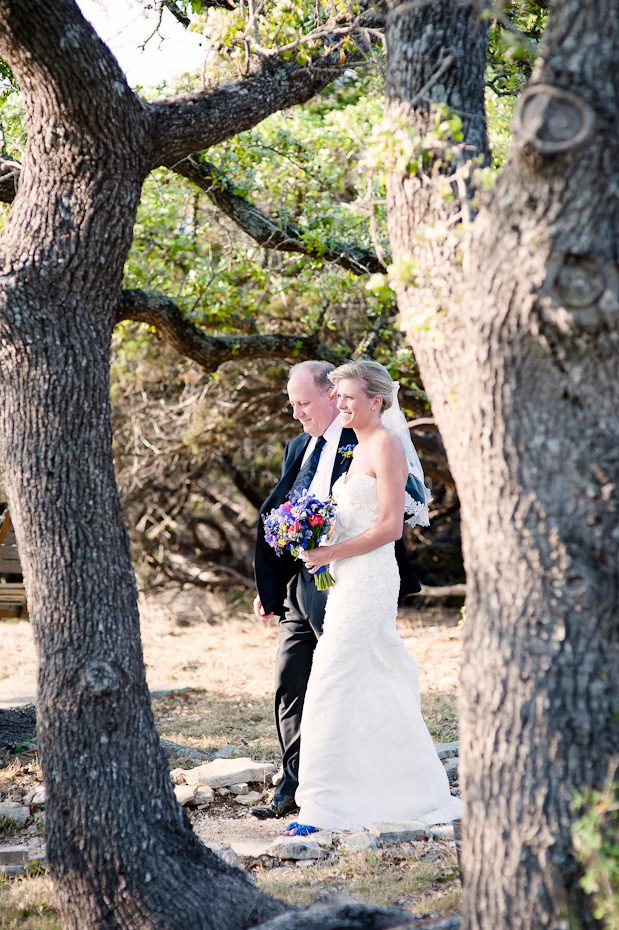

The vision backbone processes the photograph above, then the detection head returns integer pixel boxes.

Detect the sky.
[76,0,208,89]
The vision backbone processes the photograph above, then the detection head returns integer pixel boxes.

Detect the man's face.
[287,371,338,437]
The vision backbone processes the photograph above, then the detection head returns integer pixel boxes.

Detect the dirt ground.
[0,592,463,924]
[0,591,462,708]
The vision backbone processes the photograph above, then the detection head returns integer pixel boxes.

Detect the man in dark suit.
[251,360,420,818]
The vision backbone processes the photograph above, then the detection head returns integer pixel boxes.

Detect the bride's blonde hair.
[329,360,394,411]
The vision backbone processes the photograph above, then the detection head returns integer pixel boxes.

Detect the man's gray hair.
[288,360,335,390]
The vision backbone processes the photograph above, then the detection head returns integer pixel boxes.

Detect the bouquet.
[263,490,336,590]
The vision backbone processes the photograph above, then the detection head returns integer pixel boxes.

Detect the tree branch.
[148,5,385,169]
[0,0,144,139]
[174,156,385,275]
[115,289,342,368]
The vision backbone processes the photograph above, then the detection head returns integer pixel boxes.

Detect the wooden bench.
[0,508,28,619]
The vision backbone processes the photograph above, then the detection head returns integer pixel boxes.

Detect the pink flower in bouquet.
[308,514,324,527]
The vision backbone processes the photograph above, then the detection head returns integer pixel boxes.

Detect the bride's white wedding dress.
[295,473,461,831]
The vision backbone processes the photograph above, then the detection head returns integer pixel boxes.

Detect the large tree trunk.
[0,4,287,928]
[386,2,619,929]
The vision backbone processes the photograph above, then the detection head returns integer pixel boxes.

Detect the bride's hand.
[303,546,333,573]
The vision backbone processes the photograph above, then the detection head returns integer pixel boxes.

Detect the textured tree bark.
[0,2,461,928]
[0,2,286,927]
[386,2,619,929]
[0,705,36,748]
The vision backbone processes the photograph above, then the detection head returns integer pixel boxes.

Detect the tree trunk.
[386,2,619,929]
[0,705,36,748]
[0,4,286,927]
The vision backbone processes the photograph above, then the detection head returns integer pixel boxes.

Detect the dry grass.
[256,844,461,914]
[0,597,462,925]
[0,876,60,930]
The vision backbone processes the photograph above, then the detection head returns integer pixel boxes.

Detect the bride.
[286,360,461,834]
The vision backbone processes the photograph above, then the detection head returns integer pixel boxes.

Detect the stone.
[267,837,327,861]
[217,787,230,796]
[234,791,264,806]
[443,757,459,783]
[191,786,215,807]
[0,846,29,866]
[0,801,30,829]
[207,844,242,869]
[229,782,249,795]
[27,850,47,869]
[31,788,46,808]
[369,821,431,844]
[431,824,455,842]
[174,784,196,806]
[310,831,333,847]
[215,745,240,759]
[436,741,459,760]
[340,832,378,851]
[169,768,187,785]
[229,838,274,862]
[183,757,276,789]
[0,863,25,877]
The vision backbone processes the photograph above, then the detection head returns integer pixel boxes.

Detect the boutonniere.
[338,443,356,459]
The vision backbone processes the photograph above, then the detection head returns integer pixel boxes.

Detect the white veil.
[382,381,432,527]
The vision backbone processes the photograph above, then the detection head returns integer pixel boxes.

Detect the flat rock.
[215,745,240,759]
[0,863,25,877]
[183,758,276,789]
[369,821,431,844]
[0,846,29,866]
[234,791,264,806]
[229,782,249,795]
[206,843,242,869]
[443,757,459,783]
[31,788,46,808]
[190,786,215,807]
[340,831,378,851]
[436,741,459,760]
[431,824,455,841]
[229,838,274,861]
[267,836,328,861]
[174,784,196,806]
[0,801,30,829]
[311,831,334,847]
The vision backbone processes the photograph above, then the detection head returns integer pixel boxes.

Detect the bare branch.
[115,289,342,368]
[174,156,385,275]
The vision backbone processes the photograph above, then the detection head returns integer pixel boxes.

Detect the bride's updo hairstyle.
[329,360,394,412]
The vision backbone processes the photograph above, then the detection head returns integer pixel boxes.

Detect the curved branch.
[0,0,143,138]
[1,152,384,275]
[148,5,385,169]
[174,156,385,275]
[115,289,342,368]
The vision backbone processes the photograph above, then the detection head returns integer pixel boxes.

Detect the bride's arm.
[304,434,407,571]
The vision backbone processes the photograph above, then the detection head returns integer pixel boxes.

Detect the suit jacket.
[254,427,357,615]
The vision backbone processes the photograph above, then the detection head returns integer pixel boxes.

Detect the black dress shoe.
[249,792,298,819]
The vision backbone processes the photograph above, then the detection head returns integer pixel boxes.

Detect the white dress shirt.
[299,415,343,501]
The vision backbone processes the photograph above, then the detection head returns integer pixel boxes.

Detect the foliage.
[1,0,538,597]
[573,765,619,930]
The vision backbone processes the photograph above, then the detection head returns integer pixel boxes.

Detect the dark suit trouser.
[275,565,328,798]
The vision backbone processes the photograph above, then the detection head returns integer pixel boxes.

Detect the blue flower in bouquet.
[263,490,336,590]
